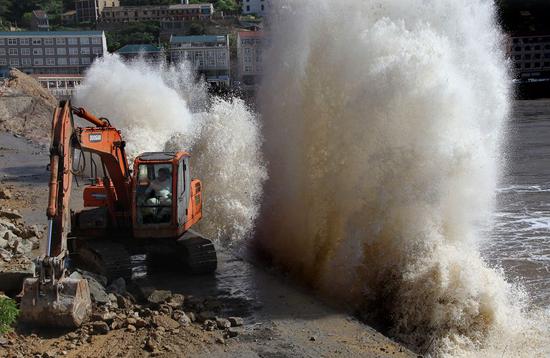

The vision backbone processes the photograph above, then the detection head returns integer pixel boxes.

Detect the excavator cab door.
[177,157,191,226]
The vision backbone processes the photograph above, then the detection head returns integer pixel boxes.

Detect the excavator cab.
[132,152,202,238]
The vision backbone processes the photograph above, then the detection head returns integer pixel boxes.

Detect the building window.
[33,48,43,55]
[20,38,29,45]
[58,58,67,65]
[0,48,5,56]
[91,37,102,45]
[0,39,4,45]
[21,58,31,66]
[57,48,67,55]
[92,47,102,55]
[68,38,78,45]
[32,38,42,45]
[7,38,17,45]
[21,48,30,56]
[8,48,18,56]
[45,48,55,56]
[46,58,56,66]
[34,58,44,65]
[246,5,250,11]
[56,38,66,45]
[69,48,78,55]
[81,57,91,65]
[244,65,252,73]
[0,58,6,66]
[44,38,54,45]
[81,47,90,55]
[80,37,90,45]
[9,58,19,66]
[70,58,79,65]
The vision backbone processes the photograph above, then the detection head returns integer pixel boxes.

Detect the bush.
[0,297,19,334]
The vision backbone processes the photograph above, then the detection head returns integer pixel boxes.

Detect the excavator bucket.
[19,276,92,328]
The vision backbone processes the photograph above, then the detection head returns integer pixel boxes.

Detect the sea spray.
[74,54,267,242]
[257,0,548,356]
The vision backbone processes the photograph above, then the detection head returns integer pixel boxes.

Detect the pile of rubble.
[0,199,43,293]
[0,69,56,145]
[2,268,245,357]
[78,274,245,351]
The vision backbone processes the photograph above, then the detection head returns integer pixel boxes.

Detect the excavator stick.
[19,101,92,328]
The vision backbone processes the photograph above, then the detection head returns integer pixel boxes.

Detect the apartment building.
[0,31,107,77]
[242,0,270,16]
[101,3,214,23]
[510,34,550,80]
[75,0,120,23]
[236,31,265,88]
[169,35,230,86]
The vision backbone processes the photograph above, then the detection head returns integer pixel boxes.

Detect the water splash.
[74,54,267,242]
[257,0,549,356]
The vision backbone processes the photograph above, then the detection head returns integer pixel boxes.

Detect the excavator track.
[177,230,217,274]
[72,240,133,281]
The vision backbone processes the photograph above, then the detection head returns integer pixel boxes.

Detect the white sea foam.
[257,0,549,356]
[74,54,267,242]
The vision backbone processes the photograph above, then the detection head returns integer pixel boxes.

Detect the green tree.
[21,12,33,28]
[188,22,205,35]
[0,297,19,334]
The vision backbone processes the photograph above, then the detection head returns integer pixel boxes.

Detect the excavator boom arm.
[20,100,132,328]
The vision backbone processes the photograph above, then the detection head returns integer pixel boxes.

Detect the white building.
[0,31,107,77]
[241,0,269,17]
[169,35,230,86]
[237,31,265,88]
[510,34,550,80]
[33,74,84,98]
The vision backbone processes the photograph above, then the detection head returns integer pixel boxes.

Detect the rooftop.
[238,31,264,38]
[170,35,227,44]
[0,31,103,37]
[107,3,212,10]
[168,3,213,9]
[116,44,161,54]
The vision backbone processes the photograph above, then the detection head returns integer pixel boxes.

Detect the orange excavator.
[19,101,216,327]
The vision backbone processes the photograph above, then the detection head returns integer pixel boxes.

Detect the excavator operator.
[142,167,172,222]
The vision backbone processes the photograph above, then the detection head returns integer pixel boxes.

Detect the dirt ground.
[0,131,416,358]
